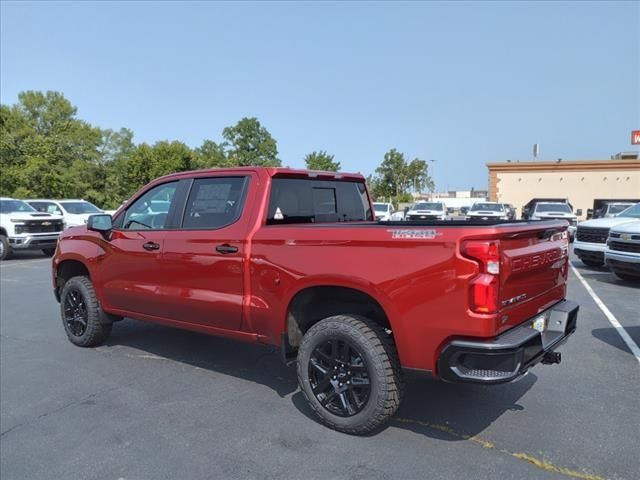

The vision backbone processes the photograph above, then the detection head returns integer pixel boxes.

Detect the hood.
[534,212,576,219]
[65,213,94,225]
[467,210,503,216]
[578,217,638,228]
[609,220,640,235]
[409,209,443,215]
[1,212,64,222]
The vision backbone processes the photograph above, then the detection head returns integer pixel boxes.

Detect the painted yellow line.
[394,417,606,480]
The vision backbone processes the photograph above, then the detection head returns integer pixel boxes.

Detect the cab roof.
[156,167,365,183]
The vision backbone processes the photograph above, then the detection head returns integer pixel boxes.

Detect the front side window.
[267,178,371,225]
[121,182,178,230]
[182,177,248,229]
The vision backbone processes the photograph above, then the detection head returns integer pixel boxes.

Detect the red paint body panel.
[53,167,570,375]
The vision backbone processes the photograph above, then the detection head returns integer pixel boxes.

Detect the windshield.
[535,203,572,213]
[413,202,443,210]
[0,199,36,214]
[618,203,640,218]
[60,201,102,214]
[471,203,503,212]
[608,204,633,215]
[373,204,388,212]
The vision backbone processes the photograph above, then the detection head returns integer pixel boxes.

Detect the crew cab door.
[98,180,183,317]
[160,174,252,331]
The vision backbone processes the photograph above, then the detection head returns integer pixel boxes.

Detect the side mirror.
[87,214,113,233]
[587,208,594,219]
[576,209,583,216]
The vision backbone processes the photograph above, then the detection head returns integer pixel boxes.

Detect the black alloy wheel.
[308,338,371,417]
[63,288,88,337]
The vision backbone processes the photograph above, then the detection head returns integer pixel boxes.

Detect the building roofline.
[487,159,640,172]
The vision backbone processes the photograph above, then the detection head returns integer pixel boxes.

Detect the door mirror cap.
[87,214,113,232]
[576,209,583,216]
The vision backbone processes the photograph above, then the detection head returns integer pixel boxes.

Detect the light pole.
[428,159,436,195]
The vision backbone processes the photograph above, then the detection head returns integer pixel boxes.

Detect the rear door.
[99,181,182,317]
[160,174,252,331]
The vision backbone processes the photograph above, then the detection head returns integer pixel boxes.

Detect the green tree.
[194,139,227,169]
[0,91,104,200]
[222,117,280,167]
[304,150,341,171]
[367,148,433,204]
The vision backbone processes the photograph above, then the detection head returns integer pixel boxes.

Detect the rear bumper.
[438,300,578,384]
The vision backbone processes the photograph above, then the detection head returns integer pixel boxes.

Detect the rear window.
[267,178,372,225]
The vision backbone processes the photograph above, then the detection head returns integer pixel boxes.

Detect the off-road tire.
[60,276,112,347]
[42,248,56,257]
[581,258,603,268]
[297,315,403,435]
[0,235,13,261]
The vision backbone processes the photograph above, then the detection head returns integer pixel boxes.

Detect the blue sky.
[1,1,638,190]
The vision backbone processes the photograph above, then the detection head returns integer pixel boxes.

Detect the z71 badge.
[387,229,440,240]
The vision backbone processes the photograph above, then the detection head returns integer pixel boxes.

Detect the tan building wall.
[487,159,640,219]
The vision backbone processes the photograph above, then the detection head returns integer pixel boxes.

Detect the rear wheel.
[581,258,603,268]
[42,248,56,257]
[60,276,112,347]
[297,315,403,435]
[0,235,13,261]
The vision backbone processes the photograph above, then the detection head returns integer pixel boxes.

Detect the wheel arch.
[55,258,91,299]
[284,283,396,351]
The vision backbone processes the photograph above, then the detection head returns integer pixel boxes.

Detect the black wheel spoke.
[63,288,88,337]
[308,337,371,418]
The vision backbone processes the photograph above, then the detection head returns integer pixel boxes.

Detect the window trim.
[178,175,250,231]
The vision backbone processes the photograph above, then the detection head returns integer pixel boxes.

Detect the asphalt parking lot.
[1,250,638,480]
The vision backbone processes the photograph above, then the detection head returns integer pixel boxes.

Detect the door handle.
[142,241,160,251]
[216,244,238,254]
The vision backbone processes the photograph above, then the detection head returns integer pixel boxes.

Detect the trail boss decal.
[387,229,441,240]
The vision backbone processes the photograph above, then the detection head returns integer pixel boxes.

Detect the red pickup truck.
[52,167,578,434]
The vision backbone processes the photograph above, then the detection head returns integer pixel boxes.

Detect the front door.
[98,180,180,317]
[160,175,251,331]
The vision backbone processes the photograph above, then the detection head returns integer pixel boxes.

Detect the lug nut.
[332,375,336,380]
[339,382,343,387]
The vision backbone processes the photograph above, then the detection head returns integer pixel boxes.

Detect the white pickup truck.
[0,198,64,260]
[574,203,640,267]
[605,220,640,281]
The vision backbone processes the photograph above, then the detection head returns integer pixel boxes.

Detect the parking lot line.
[570,263,640,365]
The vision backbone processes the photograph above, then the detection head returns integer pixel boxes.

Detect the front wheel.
[0,235,13,261]
[297,315,403,435]
[612,271,640,282]
[60,276,112,347]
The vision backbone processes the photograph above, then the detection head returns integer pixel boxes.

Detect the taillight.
[462,240,501,314]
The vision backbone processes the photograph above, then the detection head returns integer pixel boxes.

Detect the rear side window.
[267,178,372,225]
[182,177,248,229]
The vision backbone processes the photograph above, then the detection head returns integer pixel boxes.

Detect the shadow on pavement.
[106,320,298,398]
[107,319,537,439]
[292,371,536,439]
[592,326,640,354]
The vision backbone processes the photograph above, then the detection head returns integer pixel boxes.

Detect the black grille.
[15,221,63,234]
[576,227,609,243]
[407,214,440,220]
[609,232,640,241]
[609,241,640,253]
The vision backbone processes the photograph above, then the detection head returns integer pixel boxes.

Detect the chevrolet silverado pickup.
[52,167,578,434]
[1,197,64,260]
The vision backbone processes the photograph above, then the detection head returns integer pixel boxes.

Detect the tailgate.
[498,225,569,330]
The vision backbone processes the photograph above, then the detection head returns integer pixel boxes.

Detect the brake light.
[462,240,501,314]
